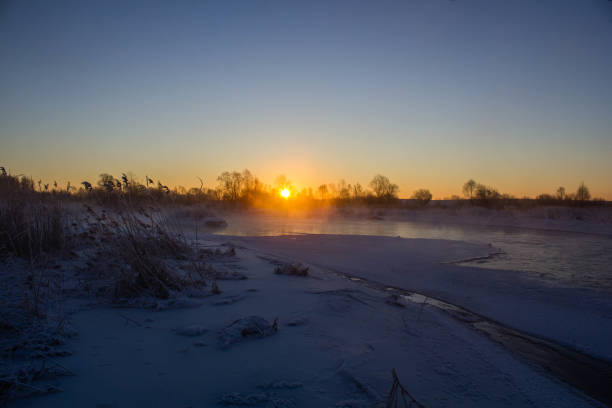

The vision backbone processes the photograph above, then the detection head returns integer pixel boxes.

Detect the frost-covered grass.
[7,234,607,408]
[0,201,233,404]
[0,199,70,260]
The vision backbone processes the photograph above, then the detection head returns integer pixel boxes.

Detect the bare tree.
[242,169,257,193]
[351,182,364,199]
[556,186,566,200]
[217,171,243,200]
[369,174,398,200]
[474,183,501,205]
[576,182,591,204]
[337,179,351,200]
[412,189,432,206]
[462,179,476,200]
[317,184,328,200]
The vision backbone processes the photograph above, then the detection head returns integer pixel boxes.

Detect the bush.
[274,263,309,277]
[411,189,432,206]
[474,184,503,208]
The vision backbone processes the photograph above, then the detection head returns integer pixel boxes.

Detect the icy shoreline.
[237,234,612,363]
[9,232,611,407]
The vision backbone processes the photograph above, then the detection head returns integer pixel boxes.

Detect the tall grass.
[0,199,68,260]
[112,208,207,299]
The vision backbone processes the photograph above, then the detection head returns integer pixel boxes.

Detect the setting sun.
[280,188,291,199]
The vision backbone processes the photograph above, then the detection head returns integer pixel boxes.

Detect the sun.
[280,188,291,199]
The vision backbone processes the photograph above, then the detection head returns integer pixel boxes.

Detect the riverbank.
[8,232,609,407]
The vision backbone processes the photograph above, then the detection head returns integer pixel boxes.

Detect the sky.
[1,0,611,199]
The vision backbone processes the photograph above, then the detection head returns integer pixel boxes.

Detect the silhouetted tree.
[412,189,432,206]
[369,174,398,200]
[217,171,243,201]
[351,183,365,199]
[317,184,328,200]
[241,169,264,202]
[474,183,501,207]
[337,180,351,200]
[556,186,566,201]
[463,179,476,200]
[575,182,590,205]
[475,184,499,199]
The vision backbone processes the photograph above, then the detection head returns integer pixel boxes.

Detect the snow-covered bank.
[236,234,612,363]
[3,203,610,408]
[11,237,605,408]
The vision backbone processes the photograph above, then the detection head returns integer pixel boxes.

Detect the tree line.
[461,179,601,207]
[0,166,605,208]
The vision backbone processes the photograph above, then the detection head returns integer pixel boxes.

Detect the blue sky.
[1,0,611,198]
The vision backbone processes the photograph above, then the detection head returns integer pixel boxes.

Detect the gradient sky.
[1,0,611,198]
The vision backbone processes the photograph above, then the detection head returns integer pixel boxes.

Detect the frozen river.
[212,212,612,293]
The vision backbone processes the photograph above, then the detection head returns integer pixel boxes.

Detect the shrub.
[274,263,309,277]
[411,189,432,206]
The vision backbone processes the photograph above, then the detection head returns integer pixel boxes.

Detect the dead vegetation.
[218,316,279,349]
[0,199,70,261]
[386,369,425,408]
[75,204,228,301]
[0,195,234,404]
[0,352,74,403]
[112,210,192,299]
[274,262,309,277]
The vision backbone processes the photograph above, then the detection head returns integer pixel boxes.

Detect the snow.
[8,234,608,407]
[237,234,612,363]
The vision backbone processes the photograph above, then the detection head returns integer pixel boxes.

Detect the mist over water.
[214,212,612,292]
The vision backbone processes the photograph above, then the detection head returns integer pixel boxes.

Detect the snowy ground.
[237,235,612,362]
[6,230,609,407]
